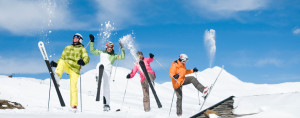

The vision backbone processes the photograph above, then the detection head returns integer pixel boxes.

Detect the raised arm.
[90,42,103,56]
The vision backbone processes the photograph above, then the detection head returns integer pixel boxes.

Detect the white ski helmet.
[179,54,188,62]
[73,33,83,43]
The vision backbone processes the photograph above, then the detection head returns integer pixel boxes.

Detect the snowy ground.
[0,66,300,118]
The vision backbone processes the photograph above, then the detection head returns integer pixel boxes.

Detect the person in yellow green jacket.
[169,54,209,116]
[89,34,125,111]
[50,33,90,109]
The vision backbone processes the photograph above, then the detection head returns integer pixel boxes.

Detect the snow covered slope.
[0,66,299,118]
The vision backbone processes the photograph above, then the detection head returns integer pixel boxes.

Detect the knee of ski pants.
[55,60,72,77]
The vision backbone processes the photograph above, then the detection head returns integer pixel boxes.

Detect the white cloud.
[94,0,143,28]
[0,0,87,36]
[292,28,300,35]
[0,56,47,74]
[255,58,282,67]
[182,0,269,18]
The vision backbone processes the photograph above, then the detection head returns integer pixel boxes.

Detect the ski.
[38,41,65,107]
[96,64,104,101]
[139,60,162,108]
[199,65,224,111]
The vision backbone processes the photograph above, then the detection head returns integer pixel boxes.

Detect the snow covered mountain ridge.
[0,66,300,118]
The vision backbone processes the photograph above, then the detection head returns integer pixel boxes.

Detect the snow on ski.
[38,41,65,107]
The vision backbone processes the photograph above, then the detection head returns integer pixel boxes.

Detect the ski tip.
[38,41,44,46]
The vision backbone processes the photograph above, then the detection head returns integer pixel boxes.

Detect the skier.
[169,54,210,116]
[89,34,125,111]
[50,33,90,109]
[126,51,156,112]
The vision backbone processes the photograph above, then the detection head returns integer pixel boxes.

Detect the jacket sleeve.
[146,57,154,64]
[129,63,139,78]
[81,47,90,65]
[90,42,103,56]
[116,48,125,60]
[186,69,194,75]
[169,62,176,79]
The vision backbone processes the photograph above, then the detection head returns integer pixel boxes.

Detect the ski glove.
[77,59,85,66]
[173,74,179,79]
[193,68,198,72]
[119,42,124,49]
[149,53,154,58]
[89,34,95,42]
[50,61,57,67]
[126,74,131,79]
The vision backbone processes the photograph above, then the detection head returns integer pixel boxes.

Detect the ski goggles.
[138,55,143,58]
[73,35,82,40]
[181,58,188,63]
[107,45,114,49]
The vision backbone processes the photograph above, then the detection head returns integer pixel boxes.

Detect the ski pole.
[169,77,180,116]
[84,41,91,49]
[154,58,169,73]
[195,73,200,105]
[168,90,175,116]
[47,77,52,111]
[116,79,129,112]
[80,74,83,112]
[112,47,121,82]
[121,79,129,107]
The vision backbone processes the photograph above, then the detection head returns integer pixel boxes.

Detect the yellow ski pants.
[55,60,79,107]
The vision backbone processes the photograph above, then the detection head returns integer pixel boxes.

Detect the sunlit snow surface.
[0,66,299,118]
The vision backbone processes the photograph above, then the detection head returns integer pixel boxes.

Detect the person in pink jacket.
[126,51,155,112]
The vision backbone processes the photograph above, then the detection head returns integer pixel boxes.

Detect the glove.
[119,42,124,49]
[77,59,85,66]
[149,53,154,58]
[126,74,131,79]
[173,74,179,79]
[89,34,95,42]
[193,67,198,72]
[50,61,57,67]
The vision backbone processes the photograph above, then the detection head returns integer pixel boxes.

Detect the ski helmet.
[136,51,144,59]
[73,33,83,43]
[106,41,114,48]
[136,51,143,56]
[179,54,188,62]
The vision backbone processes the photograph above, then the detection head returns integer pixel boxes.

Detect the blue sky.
[0,0,300,84]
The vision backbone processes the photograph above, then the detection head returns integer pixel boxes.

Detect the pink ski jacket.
[129,57,156,82]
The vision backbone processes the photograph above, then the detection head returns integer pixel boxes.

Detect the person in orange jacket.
[169,54,210,116]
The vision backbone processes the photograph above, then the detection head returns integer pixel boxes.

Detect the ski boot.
[103,104,110,111]
[71,106,77,113]
[202,86,211,99]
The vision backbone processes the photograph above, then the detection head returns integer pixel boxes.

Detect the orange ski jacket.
[169,60,194,90]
